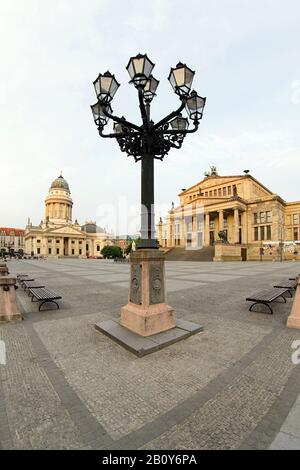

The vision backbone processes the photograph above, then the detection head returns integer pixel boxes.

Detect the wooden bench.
[28,287,62,311]
[17,274,29,282]
[20,278,35,288]
[246,287,290,314]
[23,281,45,295]
[273,279,297,297]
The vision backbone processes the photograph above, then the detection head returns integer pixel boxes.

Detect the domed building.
[25,174,113,258]
[45,175,73,225]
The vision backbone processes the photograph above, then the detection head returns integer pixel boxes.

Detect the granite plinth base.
[95,317,203,357]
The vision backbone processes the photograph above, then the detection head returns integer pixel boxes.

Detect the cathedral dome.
[50,174,70,191]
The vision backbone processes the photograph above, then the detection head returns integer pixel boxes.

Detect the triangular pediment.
[180,176,244,195]
[179,174,273,198]
[46,225,85,236]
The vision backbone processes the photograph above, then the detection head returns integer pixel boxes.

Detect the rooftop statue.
[204,166,218,177]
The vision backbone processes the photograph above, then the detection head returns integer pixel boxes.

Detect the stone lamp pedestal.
[0,276,22,322]
[95,249,203,356]
[120,249,175,336]
[287,278,300,329]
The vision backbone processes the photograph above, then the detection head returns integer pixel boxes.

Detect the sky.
[0,0,299,234]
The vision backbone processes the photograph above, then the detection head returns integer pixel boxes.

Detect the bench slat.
[246,288,288,303]
[274,279,297,289]
[24,282,45,289]
[29,287,62,301]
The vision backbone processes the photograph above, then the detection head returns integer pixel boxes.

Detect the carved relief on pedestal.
[130,263,142,305]
[150,264,165,305]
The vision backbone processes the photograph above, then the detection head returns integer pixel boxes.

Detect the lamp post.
[91,54,206,337]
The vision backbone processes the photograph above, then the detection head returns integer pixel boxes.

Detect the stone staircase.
[164,246,215,261]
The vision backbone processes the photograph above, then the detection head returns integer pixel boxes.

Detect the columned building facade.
[25,175,113,258]
[158,173,300,261]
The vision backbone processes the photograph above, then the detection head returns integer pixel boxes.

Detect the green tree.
[101,245,122,259]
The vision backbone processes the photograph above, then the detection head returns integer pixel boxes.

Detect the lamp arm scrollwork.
[169,141,183,149]
[102,108,141,132]
[152,98,186,131]
[98,128,123,139]
[159,120,200,135]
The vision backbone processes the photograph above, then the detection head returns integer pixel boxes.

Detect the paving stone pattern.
[0,258,299,449]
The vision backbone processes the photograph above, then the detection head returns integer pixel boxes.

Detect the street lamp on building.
[91,54,206,338]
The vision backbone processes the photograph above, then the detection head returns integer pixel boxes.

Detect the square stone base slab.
[95,318,203,357]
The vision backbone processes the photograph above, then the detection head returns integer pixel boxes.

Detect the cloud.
[0,0,299,230]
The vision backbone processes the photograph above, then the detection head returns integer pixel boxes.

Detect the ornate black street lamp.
[91,54,206,339]
[91,53,206,249]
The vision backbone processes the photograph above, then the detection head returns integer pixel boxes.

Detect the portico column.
[218,209,224,232]
[234,208,239,244]
[192,212,197,248]
[204,213,210,246]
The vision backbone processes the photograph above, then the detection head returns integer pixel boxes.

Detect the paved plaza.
[0,258,300,450]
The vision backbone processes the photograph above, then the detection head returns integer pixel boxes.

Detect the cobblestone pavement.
[0,258,300,449]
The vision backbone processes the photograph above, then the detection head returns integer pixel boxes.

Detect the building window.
[228,186,232,195]
[48,239,52,243]
[260,212,265,224]
[56,239,60,243]
[71,240,75,244]
[266,211,271,223]
[254,213,258,225]
[37,239,41,243]
[79,249,82,255]
[254,226,259,241]
[209,191,212,197]
[223,187,227,196]
[56,248,60,255]
[294,228,298,241]
[209,221,215,230]
[37,248,40,254]
[72,249,75,255]
[175,223,181,234]
[218,188,222,197]
[97,245,100,252]
[266,225,272,240]
[223,218,228,229]
[79,241,82,244]
[293,214,298,225]
[260,226,265,241]
[214,189,217,196]
[48,248,52,255]
[205,192,208,197]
